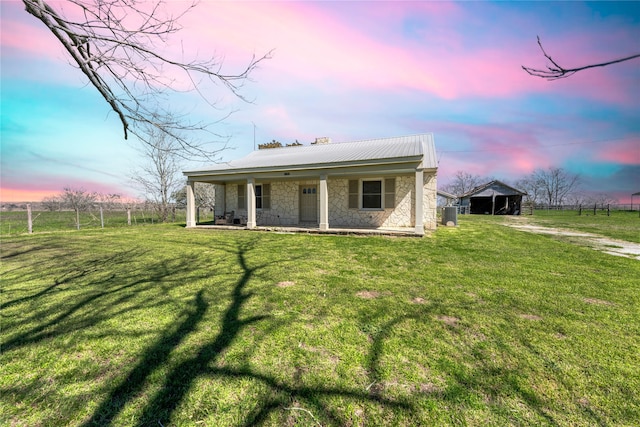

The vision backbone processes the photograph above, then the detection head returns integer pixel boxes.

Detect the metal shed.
[458,180,525,215]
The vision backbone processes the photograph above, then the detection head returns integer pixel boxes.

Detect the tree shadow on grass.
[1,248,202,353]
[81,289,209,426]
[231,314,417,427]
[79,238,414,426]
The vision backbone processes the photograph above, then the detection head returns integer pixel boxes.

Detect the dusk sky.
[2,1,639,203]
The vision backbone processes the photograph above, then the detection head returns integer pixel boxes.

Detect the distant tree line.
[442,167,619,207]
[258,139,303,149]
[42,188,123,213]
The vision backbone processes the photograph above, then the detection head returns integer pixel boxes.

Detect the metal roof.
[437,190,458,199]
[185,133,436,175]
[459,180,526,198]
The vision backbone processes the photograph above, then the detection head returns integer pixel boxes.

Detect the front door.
[299,185,318,223]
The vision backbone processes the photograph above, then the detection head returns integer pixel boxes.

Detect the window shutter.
[262,183,271,209]
[237,184,246,209]
[385,178,395,208]
[348,180,358,209]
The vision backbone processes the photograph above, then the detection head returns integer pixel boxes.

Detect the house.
[458,180,525,215]
[182,134,438,235]
[437,190,457,207]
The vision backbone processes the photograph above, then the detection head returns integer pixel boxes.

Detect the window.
[348,178,395,210]
[255,183,271,210]
[255,184,262,209]
[362,180,382,209]
[237,184,246,209]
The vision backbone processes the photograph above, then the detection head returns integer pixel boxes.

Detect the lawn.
[526,209,640,243]
[0,209,194,235]
[1,216,639,426]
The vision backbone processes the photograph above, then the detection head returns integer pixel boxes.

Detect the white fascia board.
[183,156,424,179]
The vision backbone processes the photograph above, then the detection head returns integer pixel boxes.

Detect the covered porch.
[183,134,439,236]
[185,222,422,237]
[184,166,432,236]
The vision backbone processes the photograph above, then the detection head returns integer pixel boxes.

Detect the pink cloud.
[1,174,134,203]
[182,2,636,106]
[2,13,64,57]
[594,137,640,165]
[177,2,479,99]
[438,122,554,171]
[6,1,636,106]
[1,188,58,203]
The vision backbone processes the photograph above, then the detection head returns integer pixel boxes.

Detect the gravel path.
[504,222,640,260]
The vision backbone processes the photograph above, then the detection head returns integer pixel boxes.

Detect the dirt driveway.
[503,220,640,260]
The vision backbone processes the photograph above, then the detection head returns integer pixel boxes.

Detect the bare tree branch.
[130,119,183,222]
[23,0,272,160]
[442,171,483,197]
[530,167,581,207]
[522,35,640,80]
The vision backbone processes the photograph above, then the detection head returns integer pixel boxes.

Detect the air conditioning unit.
[441,206,458,226]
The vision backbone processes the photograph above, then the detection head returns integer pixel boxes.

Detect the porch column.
[246,177,256,229]
[491,191,496,215]
[186,180,196,227]
[415,169,425,235]
[319,174,329,230]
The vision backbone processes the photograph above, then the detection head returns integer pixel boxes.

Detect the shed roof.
[460,180,526,198]
[437,190,457,199]
[184,134,436,176]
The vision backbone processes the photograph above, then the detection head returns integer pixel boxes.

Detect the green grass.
[526,209,640,243]
[1,217,639,426]
[0,209,217,235]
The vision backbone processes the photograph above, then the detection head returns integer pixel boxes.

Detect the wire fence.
[449,203,639,217]
[0,206,215,235]
[521,203,639,217]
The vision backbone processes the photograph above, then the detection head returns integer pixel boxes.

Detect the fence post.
[197,206,200,224]
[127,208,131,226]
[100,205,104,228]
[27,204,33,234]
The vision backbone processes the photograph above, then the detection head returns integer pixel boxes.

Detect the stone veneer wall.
[423,173,437,230]
[216,172,437,230]
[214,184,225,216]
[224,183,241,216]
[256,181,300,226]
[328,176,409,228]
[220,180,305,226]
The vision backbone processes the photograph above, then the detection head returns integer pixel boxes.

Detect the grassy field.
[526,209,640,243]
[0,209,217,235]
[1,215,639,426]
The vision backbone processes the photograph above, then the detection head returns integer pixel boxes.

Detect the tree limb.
[23,0,272,160]
[522,35,640,80]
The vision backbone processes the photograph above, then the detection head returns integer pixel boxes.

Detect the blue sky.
[1,1,638,202]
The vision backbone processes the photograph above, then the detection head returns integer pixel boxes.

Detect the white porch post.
[186,180,196,227]
[319,174,329,230]
[415,169,425,235]
[246,177,256,229]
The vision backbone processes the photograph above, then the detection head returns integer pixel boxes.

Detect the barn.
[458,180,525,215]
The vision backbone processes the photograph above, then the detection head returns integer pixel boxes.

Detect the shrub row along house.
[183,134,438,235]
